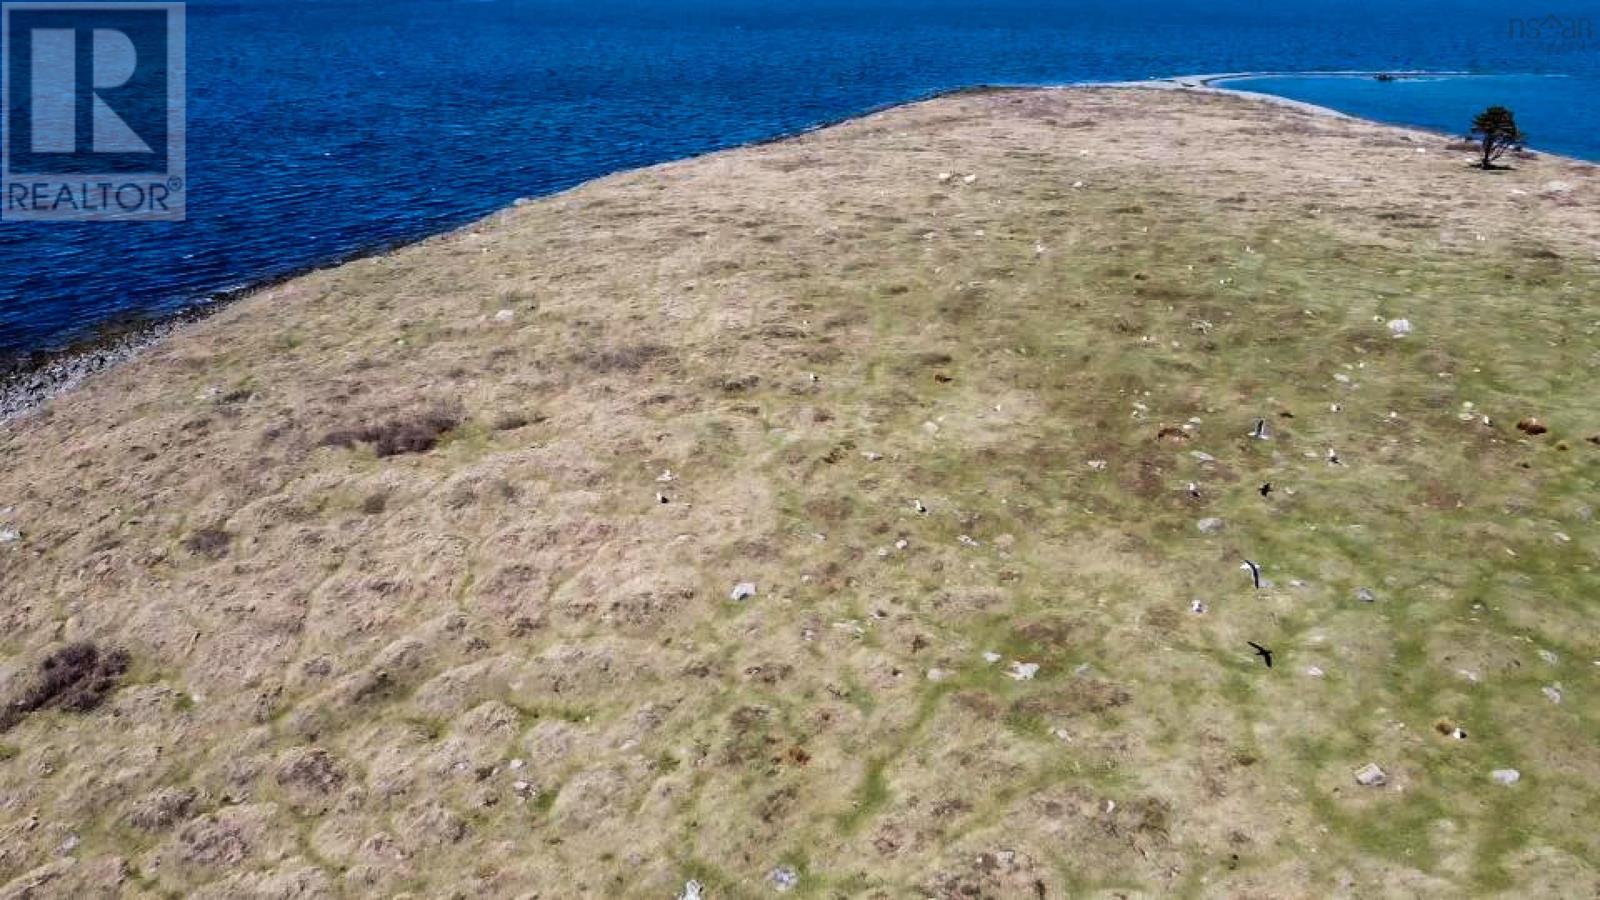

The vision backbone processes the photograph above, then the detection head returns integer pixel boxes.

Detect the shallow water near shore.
[1222,73,1600,160]
[2,0,1596,364]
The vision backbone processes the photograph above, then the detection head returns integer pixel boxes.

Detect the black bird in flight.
[1259,482,1273,497]
[1248,641,1273,668]
[1240,559,1263,589]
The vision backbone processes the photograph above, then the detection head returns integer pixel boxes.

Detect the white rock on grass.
[493,308,515,322]
[770,866,799,892]
[0,527,19,544]
[1196,517,1225,534]
[1007,661,1040,681]
[678,880,704,900]
[982,651,1002,664]
[729,582,758,602]
[1543,684,1564,704]
[1386,318,1413,337]
[1354,763,1388,787]
[1491,768,1521,786]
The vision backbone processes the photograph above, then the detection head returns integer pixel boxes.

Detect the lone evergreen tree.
[1469,106,1525,170]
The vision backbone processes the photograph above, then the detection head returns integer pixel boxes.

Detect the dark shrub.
[323,408,461,457]
[1,642,131,732]
[184,527,232,559]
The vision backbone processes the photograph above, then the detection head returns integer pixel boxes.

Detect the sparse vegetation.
[0,87,1595,896]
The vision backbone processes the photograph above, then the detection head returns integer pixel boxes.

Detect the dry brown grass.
[0,87,1597,898]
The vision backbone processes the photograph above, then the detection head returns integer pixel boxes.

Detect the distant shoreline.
[1,73,1588,424]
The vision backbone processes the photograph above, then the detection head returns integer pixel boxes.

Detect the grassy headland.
[0,86,1597,897]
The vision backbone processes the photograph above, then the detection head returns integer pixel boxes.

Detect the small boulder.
[1196,517,1225,535]
[1007,661,1040,681]
[1354,763,1387,787]
[769,865,799,892]
[730,582,758,602]
[1516,417,1548,435]
[1386,318,1413,338]
[1490,768,1521,786]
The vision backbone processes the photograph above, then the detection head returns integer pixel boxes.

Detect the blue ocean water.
[2,0,1597,362]
[1220,73,1600,161]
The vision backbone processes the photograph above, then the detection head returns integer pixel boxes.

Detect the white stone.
[1386,318,1413,337]
[1354,763,1387,787]
[982,651,1002,664]
[1196,517,1225,534]
[1007,661,1040,681]
[1491,768,1521,786]
[730,582,758,602]
[770,866,799,892]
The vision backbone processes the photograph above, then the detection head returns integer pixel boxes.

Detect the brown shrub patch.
[322,408,461,457]
[1010,679,1132,719]
[184,527,232,559]
[1,642,130,732]
[575,343,665,374]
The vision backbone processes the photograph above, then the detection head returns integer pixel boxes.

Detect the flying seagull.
[1326,448,1343,466]
[1249,418,1271,440]
[913,499,928,514]
[1248,641,1274,668]
[1187,482,1202,500]
[1240,559,1263,589]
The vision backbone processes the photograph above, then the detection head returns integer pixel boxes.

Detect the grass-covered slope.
[1,87,1597,898]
